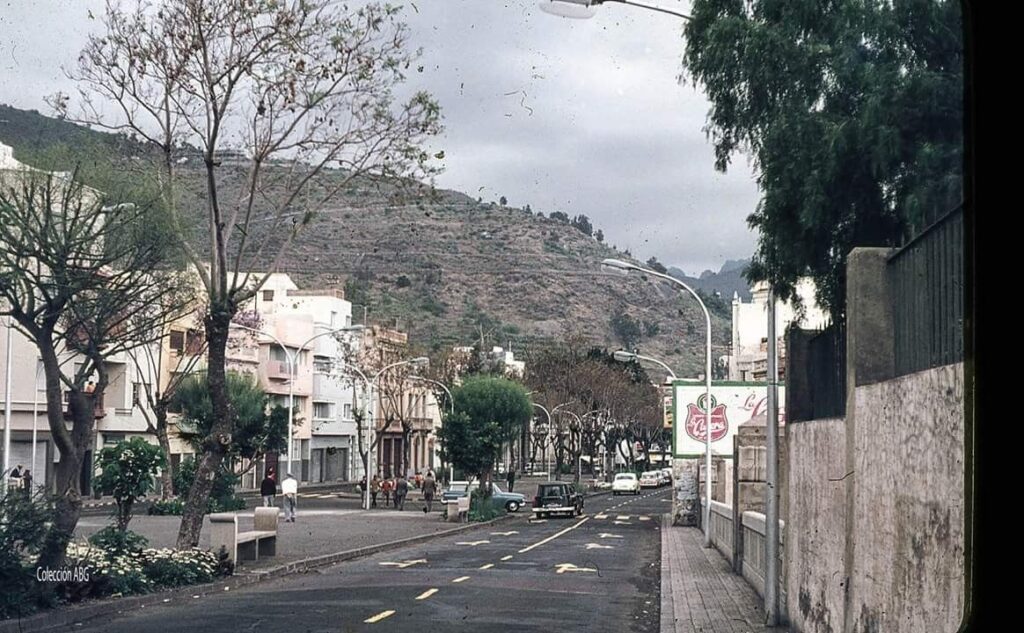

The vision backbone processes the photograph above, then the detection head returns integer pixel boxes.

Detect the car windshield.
[615,474,636,480]
[538,485,565,497]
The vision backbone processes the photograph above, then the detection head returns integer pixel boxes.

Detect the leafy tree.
[94,438,166,533]
[60,0,442,548]
[571,214,594,236]
[499,196,508,206]
[646,257,668,275]
[439,376,532,495]
[682,0,963,315]
[610,310,643,348]
[173,372,289,472]
[595,229,605,243]
[549,211,570,224]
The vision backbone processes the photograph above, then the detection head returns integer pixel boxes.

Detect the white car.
[612,473,640,496]
[639,471,661,488]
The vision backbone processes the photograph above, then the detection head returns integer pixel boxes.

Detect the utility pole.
[765,286,780,625]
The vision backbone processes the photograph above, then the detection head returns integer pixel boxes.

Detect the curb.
[1,514,515,633]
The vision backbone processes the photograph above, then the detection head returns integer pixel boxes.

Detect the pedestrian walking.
[21,469,32,498]
[8,465,23,491]
[506,468,515,493]
[421,471,437,513]
[370,474,381,508]
[395,474,409,511]
[260,468,277,507]
[381,477,393,507]
[281,472,298,522]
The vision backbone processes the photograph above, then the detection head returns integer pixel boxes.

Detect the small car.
[611,472,640,495]
[441,481,527,512]
[660,468,673,486]
[532,482,584,518]
[639,471,662,488]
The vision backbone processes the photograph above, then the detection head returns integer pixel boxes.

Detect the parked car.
[441,480,527,512]
[640,471,662,488]
[659,469,673,486]
[531,482,584,518]
[612,472,640,495]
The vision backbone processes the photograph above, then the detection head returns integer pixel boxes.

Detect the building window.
[132,382,150,407]
[314,356,331,373]
[169,330,185,353]
[343,403,352,419]
[263,290,274,302]
[314,402,332,419]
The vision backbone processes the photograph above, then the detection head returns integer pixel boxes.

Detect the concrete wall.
[847,363,965,633]
[785,417,847,633]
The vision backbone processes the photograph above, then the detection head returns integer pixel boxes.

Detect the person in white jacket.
[281,473,298,522]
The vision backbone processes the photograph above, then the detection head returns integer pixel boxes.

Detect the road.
[66,487,672,633]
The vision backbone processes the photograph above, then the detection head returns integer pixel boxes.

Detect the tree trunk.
[154,403,175,499]
[176,312,233,549]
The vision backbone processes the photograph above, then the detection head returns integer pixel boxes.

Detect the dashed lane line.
[479,563,494,570]
[364,610,396,623]
[452,576,471,583]
[415,589,439,600]
[501,555,514,561]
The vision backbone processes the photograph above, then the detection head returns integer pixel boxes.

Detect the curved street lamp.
[409,375,454,483]
[602,257,714,548]
[612,349,678,382]
[538,0,692,21]
[231,323,365,478]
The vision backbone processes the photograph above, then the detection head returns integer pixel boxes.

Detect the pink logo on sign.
[684,394,728,442]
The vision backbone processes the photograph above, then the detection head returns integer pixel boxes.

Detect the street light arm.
[635,354,679,381]
[599,0,692,20]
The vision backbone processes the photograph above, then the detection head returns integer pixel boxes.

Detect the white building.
[727,279,830,382]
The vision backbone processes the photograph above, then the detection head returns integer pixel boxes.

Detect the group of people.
[360,470,438,513]
[259,468,299,522]
[6,464,33,496]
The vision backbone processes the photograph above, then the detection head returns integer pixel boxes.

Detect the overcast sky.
[0,0,760,276]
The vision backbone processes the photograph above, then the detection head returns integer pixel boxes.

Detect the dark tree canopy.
[683,0,963,316]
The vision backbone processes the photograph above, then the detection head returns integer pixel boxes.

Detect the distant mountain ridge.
[668,259,753,302]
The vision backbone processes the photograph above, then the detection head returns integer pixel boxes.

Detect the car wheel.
[506,501,520,512]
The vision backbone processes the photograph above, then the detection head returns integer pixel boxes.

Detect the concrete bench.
[444,496,471,523]
[210,507,278,565]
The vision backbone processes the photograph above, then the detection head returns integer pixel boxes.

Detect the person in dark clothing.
[21,469,32,497]
[260,469,277,507]
[506,468,515,492]
[394,475,409,511]
[421,471,437,513]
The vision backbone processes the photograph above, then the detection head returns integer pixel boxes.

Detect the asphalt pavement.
[59,487,674,633]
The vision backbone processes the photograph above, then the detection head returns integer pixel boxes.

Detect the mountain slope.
[0,105,731,377]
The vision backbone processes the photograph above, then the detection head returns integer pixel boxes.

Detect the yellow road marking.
[452,576,470,583]
[518,517,589,554]
[415,588,439,600]
[616,516,630,520]
[594,514,608,519]
[598,533,623,539]
[501,555,513,561]
[613,521,632,525]
[639,516,650,521]
[479,563,494,570]
[585,543,614,550]
[364,610,396,623]
[456,540,490,546]
[490,530,519,536]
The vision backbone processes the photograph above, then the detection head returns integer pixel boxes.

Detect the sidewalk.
[660,518,788,633]
[74,504,483,572]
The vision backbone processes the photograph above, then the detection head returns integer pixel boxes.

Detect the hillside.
[0,104,731,378]
[668,260,753,303]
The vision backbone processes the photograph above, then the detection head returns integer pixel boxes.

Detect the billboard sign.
[672,381,786,457]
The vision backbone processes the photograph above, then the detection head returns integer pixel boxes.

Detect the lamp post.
[602,258,714,548]
[2,318,12,494]
[409,375,453,482]
[532,403,552,481]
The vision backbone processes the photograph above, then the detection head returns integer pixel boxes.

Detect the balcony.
[265,359,297,380]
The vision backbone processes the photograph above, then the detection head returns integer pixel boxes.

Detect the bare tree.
[57,0,441,547]
[0,168,194,569]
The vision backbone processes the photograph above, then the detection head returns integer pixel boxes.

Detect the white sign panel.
[672,382,785,457]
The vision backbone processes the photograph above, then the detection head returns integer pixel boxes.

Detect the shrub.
[138,548,220,589]
[88,526,149,555]
[174,458,245,512]
[94,437,165,532]
[147,498,185,515]
[0,489,52,619]
[468,486,501,522]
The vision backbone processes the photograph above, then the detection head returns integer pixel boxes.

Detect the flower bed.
[58,541,230,602]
